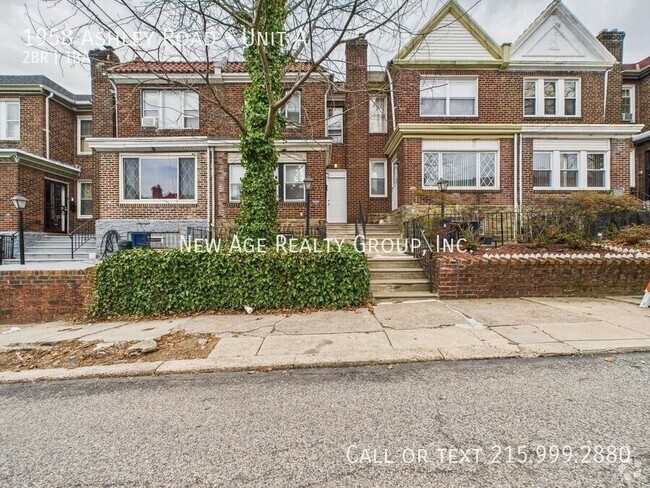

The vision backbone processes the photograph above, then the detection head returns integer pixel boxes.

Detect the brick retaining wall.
[0,269,92,324]
[433,254,650,299]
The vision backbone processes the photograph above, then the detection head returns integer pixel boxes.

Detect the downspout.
[519,133,523,210]
[211,147,216,228]
[603,68,611,120]
[109,78,119,137]
[386,67,397,131]
[513,133,518,240]
[206,146,211,228]
[45,91,54,159]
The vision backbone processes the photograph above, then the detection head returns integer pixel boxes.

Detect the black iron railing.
[404,218,436,291]
[70,219,95,258]
[0,234,16,265]
[354,203,367,252]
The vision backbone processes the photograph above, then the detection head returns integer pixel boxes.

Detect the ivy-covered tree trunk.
[236,0,288,243]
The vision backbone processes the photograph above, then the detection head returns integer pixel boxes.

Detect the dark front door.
[44,180,68,233]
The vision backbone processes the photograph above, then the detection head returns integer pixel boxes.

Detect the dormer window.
[524,79,580,117]
[141,90,199,129]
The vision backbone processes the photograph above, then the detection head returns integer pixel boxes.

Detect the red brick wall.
[0,94,46,156]
[432,254,650,299]
[0,163,19,232]
[0,269,91,324]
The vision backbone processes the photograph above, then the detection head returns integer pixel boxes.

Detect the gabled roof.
[509,0,616,70]
[0,75,91,105]
[393,0,502,66]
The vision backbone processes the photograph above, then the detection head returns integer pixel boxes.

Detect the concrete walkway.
[1,296,649,383]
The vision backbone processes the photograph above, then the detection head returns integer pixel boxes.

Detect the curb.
[3,344,649,384]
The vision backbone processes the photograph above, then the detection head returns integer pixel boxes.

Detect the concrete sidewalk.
[1,296,649,383]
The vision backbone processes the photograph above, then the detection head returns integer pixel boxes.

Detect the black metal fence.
[0,234,15,265]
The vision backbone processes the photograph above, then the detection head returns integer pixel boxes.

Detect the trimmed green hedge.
[88,245,369,318]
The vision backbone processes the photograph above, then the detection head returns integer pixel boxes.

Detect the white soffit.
[509,1,616,68]
[533,138,610,152]
[422,139,499,151]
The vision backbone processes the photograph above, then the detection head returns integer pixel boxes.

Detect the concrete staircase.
[327,223,438,302]
[4,234,96,264]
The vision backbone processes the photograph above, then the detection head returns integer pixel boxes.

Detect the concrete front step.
[368,258,422,269]
[372,291,439,302]
[370,269,426,279]
[370,279,431,293]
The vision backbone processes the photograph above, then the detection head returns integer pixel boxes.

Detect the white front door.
[391,160,398,211]
[326,170,347,223]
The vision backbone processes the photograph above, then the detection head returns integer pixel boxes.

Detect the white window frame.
[77,180,93,219]
[369,159,387,197]
[622,84,635,122]
[283,163,306,202]
[119,153,198,204]
[420,77,478,118]
[228,164,245,203]
[532,150,610,191]
[140,90,199,129]
[523,78,581,118]
[421,151,499,190]
[284,91,301,126]
[326,106,343,143]
[369,94,388,133]
[0,100,20,140]
[77,116,92,155]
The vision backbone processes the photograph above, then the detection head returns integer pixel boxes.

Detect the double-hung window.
[229,160,306,203]
[284,91,301,126]
[370,159,387,197]
[532,150,608,190]
[524,79,580,117]
[327,107,343,143]
[122,155,196,202]
[141,90,199,129]
[622,85,635,122]
[369,95,387,133]
[77,117,92,155]
[420,78,477,116]
[77,181,93,218]
[0,100,20,140]
[422,151,497,189]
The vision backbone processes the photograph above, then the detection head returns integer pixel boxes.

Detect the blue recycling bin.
[130,232,150,248]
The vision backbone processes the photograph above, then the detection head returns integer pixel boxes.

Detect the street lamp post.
[11,195,28,265]
[303,177,314,237]
[436,178,448,218]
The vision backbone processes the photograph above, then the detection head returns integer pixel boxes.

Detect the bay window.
[370,160,387,197]
[532,150,608,190]
[524,78,580,117]
[141,90,199,129]
[0,100,20,140]
[422,151,497,189]
[420,78,477,117]
[121,155,196,202]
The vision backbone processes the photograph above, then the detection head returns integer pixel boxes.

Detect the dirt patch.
[0,331,218,372]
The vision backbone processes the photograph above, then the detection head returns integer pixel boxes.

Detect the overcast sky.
[0,0,647,95]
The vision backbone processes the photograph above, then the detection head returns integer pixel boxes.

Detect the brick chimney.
[597,29,625,62]
[89,46,120,138]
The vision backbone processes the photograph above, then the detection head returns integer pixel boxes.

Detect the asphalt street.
[1,353,649,487]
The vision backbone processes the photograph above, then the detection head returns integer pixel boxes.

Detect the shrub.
[88,244,369,319]
[612,225,650,247]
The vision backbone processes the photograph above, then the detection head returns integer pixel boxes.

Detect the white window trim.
[141,90,199,129]
[532,150,610,191]
[523,78,581,118]
[369,159,387,197]
[284,91,301,126]
[0,100,20,140]
[77,116,92,155]
[369,94,388,133]
[119,153,198,204]
[77,180,93,219]
[326,106,344,143]
[421,151,500,191]
[283,163,306,202]
[420,77,478,118]
[228,164,244,203]
[622,84,635,122]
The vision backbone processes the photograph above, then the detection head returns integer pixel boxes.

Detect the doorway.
[44,179,68,233]
[326,170,347,223]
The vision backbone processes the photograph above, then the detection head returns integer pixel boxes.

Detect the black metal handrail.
[354,202,367,252]
[70,219,95,259]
